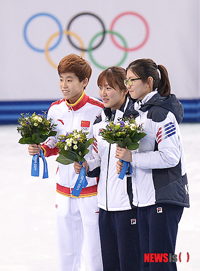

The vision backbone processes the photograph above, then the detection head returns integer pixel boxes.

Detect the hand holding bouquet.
[56,130,94,197]
[17,112,57,178]
[100,116,146,179]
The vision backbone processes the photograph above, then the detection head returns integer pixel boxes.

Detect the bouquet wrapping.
[17,112,57,178]
[56,130,94,197]
[100,116,146,179]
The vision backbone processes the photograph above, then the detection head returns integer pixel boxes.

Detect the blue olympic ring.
[23,13,63,53]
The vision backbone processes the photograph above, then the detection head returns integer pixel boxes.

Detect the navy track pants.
[99,208,141,271]
[137,203,183,271]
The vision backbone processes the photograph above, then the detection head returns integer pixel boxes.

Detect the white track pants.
[56,192,103,271]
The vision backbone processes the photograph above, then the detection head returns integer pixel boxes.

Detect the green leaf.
[32,133,39,142]
[49,131,57,136]
[82,149,89,156]
[131,132,146,142]
[63,150,79,162]
[76,155,85,162]
[18,137,33,144]
[103,138,115,144]
[34,137,43,144]
[116,141,126,148]
[140,132,146,139]
[56,154,74,165]
[57,149,67,155]
[127,142,139,150]
[40,131,48,135]
[114,137,124,142]
[85,137,95,148]
[123,137,132,144]
[79,143,86,153]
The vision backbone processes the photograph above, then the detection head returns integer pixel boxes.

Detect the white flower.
[65,139,72,147]
[64,145,68,150]
[73,140,77,144]
[34,123,38,126]
[73,145,78,150]
[125,121,129,125]
[33,116,42,122]
[130,124,136,130]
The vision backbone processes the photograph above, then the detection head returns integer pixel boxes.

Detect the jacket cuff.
[41,144,59,157]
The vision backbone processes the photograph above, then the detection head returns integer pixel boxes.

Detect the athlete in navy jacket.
[116,59,189,271]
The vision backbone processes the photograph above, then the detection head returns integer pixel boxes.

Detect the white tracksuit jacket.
[87,98,137,211]
[130,90,190,208]
[41,92,104,191]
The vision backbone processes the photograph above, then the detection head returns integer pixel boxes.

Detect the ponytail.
[157,65,171,96]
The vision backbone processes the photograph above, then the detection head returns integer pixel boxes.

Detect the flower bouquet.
[100,116,146,179]
[56,130,94,197]
[17,112,57,178]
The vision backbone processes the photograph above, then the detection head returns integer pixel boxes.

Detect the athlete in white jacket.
[75,67,140,271]
[87,98,136,211]
[116,59,189,271]
[28,54,103,271]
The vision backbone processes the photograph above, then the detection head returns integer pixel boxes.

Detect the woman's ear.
[147,76,154,91]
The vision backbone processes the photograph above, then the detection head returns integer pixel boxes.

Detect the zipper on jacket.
[105,144,111,210]
[69,109,74,190]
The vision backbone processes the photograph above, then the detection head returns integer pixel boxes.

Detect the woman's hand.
[115,145,132,162]
[116,160,123,174]
[74,161,89,174]
[28,144,41,155]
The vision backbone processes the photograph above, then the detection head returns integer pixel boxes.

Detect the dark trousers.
[137,203,183,271]
[99,208,141,271]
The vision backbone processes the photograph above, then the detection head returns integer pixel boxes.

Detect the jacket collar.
[134,90,158,111]
[134,90,184,124]
[101,97,131,123]
[65,91,89,111]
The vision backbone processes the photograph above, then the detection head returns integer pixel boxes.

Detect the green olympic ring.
[88,30,128,70]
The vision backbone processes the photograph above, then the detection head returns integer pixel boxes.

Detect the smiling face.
[99,80,127,111]
[59,72,88,104]
[126,69,153,101]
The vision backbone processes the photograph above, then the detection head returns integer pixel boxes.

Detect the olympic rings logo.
[23,12,150,70]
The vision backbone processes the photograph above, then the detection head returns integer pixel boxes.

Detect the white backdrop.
[0,0,199,101]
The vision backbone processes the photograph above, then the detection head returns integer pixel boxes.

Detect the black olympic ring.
[66,12,106,52]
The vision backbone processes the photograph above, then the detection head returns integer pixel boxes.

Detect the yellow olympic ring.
[45,30,85,68]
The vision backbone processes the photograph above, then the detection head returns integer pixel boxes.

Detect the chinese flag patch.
[81,120,90,127]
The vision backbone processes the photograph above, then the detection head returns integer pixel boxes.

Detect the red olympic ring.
[110,11,150,52]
